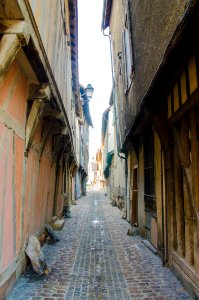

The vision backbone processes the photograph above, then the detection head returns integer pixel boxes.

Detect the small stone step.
[51,219,65,230]
[141,239,158,255]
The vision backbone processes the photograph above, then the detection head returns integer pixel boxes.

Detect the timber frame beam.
[0,19,30,45]
[25,83,52,155]
[172,126,199,232]
[25,99,45,155]
[0,20,30,78]
[39,119,55,161]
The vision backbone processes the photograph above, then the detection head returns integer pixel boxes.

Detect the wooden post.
[190,109,199,271]
[165,147,176,255]
[172,127,199,230]
[25,84,52,155]
[174,149,185,257]
[39,120,55,160]
[181,117,190,168]
[183,170,194,265]
[25,99,45,154]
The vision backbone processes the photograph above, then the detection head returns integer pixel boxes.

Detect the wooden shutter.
[122,11,134,94]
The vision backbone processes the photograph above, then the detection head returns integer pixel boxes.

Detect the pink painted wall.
[0,60,65,275]
[0,61,27,273]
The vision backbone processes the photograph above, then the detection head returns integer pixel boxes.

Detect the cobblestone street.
[7,191,191,300]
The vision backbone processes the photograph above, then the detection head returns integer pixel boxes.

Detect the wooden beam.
[172,126,199,232]
[51,135,62,165]
[25,100,45,155]
[190,108,199,271]
[0,34,21,77]
[174,149,185,257]
[28,83,51,102]
[183,170,194,265]
[39,120,55,161]
[172,127,192,188]
[181,117,191,168]
[0,20,30,45]
[152,114,170,152]
[190,109,199,212]
[69,159,78,177]
[165,148,176,260]
[172,251,199,289]
[43,110,62,119]
[61,126,69,136]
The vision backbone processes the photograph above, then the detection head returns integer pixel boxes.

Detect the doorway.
[132,166,138,226]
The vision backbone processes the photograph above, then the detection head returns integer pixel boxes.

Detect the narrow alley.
[8,191,191,300]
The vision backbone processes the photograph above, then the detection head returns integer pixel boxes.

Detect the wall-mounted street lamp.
[80,84,94,105]
[85,84,94,99]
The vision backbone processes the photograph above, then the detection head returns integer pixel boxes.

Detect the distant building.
[75,84,93,198]
[88,149,104,191]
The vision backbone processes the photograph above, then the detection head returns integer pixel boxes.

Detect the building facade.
[75,85,93,198]
[102,92,126,210]
[0,0,89,297]
[102,0,199,297]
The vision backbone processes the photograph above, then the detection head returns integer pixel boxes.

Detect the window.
[144,130,155,208]
[122,7,134,93]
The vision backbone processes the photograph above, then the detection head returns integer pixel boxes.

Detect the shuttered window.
[122,10,134,93]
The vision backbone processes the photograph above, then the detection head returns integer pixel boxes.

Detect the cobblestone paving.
[7,191,191,300]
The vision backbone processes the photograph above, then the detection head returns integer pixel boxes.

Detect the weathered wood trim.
[52,135,61,156]
[169,88,199,125]
[0,20,30,46]
[190,108,199,271]
[0,131,11,271]
[25,99,45,154]
[0,132,10,272]
[190,109,199,212]
[172,251,199,291]
[0,251,26,288]
[174,149,185,257]
[181,117,190,168]
[165,147,176,256]
[28,83,51,102]
[172,127,192,190]
[39,120,54,161]
[69,160,78,177]
[61,126,69,136]
[0,34,21,78]
[53,164,61,215]
[172,127,199,232]
[183,170,194,265]
[43,110,64,120]
[12,133,16,258]
[152,114,170,152]
[0,108,25,139]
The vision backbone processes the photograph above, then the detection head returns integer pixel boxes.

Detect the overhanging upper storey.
[101,0,112,31]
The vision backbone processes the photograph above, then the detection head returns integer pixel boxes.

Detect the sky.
[78,0,112,159]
